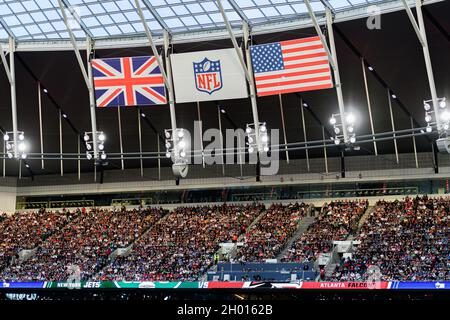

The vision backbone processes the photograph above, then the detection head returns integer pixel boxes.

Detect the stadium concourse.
[0,196,448,283]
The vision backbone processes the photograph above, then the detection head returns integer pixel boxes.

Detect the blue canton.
[250,43,284,74]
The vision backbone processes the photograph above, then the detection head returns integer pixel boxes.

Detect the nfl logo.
[193,58,223,95]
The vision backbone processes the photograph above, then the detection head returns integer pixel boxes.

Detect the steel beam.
[163,31,177,131]
[141,0,171,32]
[304,0,336,71]
[325,8,348,142]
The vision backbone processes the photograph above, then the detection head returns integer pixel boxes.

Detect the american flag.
[250,36,333,97]
[92,56,167,107]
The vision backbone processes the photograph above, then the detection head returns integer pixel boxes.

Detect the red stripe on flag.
[282,44,324,54]
[257,83,333,96]
[285,60,330,69]
[280,36,321,46]
[256,75,332,89]
[255,67,331,82]
[92,60,115,77]
[283,52,327,62]
[98,88,122,107]
[123,58,135,106]
[135,56,156,76]
[141,87,167,104]
[94,76,164,87]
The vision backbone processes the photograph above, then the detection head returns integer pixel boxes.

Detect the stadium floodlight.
[18,142,26,152]
[84,131,106,160]
[441,110,450,122]
[346,113,355,124]
[424,102,431,111]
[329,117,336,125]
[164,128,190,178]
[439,98,446,109]
[426,125,432,133]
[329,112,356,145]
[425,114,432,123]
[4,131,27,160]
[246,122,270,153]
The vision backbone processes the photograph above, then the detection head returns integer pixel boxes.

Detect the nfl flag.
[170,48,248,103]
[250,36,333,97]
[92,56,167,107]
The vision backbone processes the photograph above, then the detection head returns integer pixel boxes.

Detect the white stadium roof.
[0,0,444,50]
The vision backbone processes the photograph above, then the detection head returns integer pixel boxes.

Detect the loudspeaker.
[436,138,450,154]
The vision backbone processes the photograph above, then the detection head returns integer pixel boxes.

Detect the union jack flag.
[92,56,167,107]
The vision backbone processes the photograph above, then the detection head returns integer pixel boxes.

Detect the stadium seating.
[283,200,368,262]
[0,209,77,273]
[331,196,449,281]
[236,203,309,262]
[94,204,265,281]
[0,207,165,281]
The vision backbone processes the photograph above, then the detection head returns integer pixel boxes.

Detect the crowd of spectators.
[236,203,309,262]
[331,196,449,281]
[0,208,76,272]
[283,200,368,262]
[95,204,264,281]
[1,207,165,281]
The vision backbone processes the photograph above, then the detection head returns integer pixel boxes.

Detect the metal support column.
[242,22,261,149]
[137,109,144,178]
[59,109,64,176]
[300,100,310,171]
[216,3,261,148]
[77,134,81,180]
[57,0,98,158]
[361,58,378,155]
[325,8,348,142]
[197,102,205,168]
[402,0,441,129]
[217,105,225,175]
[304,0,336,70]
[322,126,329,174]
[117,107,124,170]
[411,116,419,168]
[38,82,44,169]
[163,31,177,131]
[387,90,399,164]
[157,134,161,180]
[0,38,19,158]
[278,94,289,163]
